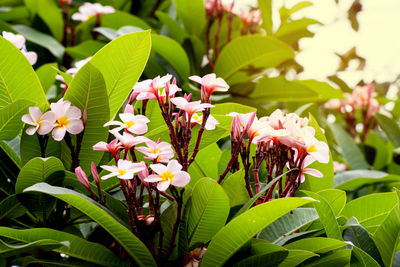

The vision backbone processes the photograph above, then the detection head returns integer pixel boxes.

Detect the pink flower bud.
[91,162,100,185]
[75,166,90,190]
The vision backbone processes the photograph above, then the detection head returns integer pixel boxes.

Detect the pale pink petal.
[104,120,122,127]
[157,180,170,191]
[171,171,190,187]
[119,113,135,123]
[117,159,133,169]
[304,168,323,178]
[29,107,42,121]
[67,119,84,134]
[101,165,118,172]
[25,126,37,135]
[21,114,34,125]
[93,141,108,151]
[189,75,203,84]
[145,175,163,183]
[42,111,56,123]
[52,127,66,141]
[24,51,37,65]
[167,160,182,173]
[37,121,54,135]
[128,123,147,135]
[101,173,118,180]
[150,163,167,175]
[118,172,134,179]
[66,106,82,119]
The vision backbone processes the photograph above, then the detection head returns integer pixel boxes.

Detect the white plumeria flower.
[50,98,84,141]
[171,97,214,118]
[104,112,150,135]
[101,159,146,180]
[21,107,56,135]
[303,134,330,164]
[189,113,219,130]
[144,160,190,191]
[136,139,174,163]
[111,130,147,150]
[71,2,115,22]
[133,74,175,101]
[189,73,229,96]
[2,31,37,65]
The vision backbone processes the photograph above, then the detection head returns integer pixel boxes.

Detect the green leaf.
[222,170,250,207]
[341,192,398,231]
[365,131,391,169]
[200,197,314,266]
[214,35,294,81]
[258,0,273,34]
[0,194,25,220]
[375,113,400,147]
[63,62,109,174]
[13,25,64,58]
[279,249,318,267]
[90,31,151,119]
[0,239,68,255]
[65,40,104,60]
[36,0,63,41]
[329,123,369,170]
[317,189,346,216]
[334,170,400,191]
[351,246,380,267]
[0,227,125,266]
[372,205,400,267]
[102,11,150,30]
[24,183,156,266]
[36,63,58,93]
[151,34,190,81]
[0,137,21,168]
[188,178,230,248]
[233,250,289,267]
[0,36,48,110]
[155,11,188,44]
[305,248,351,266]
[174,0,206,37]
[275,18,320,45]
[302,190,343,240]
[258,208,318,244]
[284,237,347,253]
[0,99,33,140]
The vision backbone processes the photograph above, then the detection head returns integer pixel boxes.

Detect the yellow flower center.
[55,116,70,128]
[124,120,135,129]
[159,171,174,182]
[307,145,317,153]
[118,169,127,177]
[150,148,161,154]
[36,118,43,127]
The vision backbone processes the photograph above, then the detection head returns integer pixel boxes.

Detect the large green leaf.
[151,34,190,81]
[275,18,320,45]
[155,11,188,44]
[102,11,150,30]
[90,31,151,119]
[234,250,289,267]
[36,63,58,93]
[365,131,391,169]
[305,248,351,266]
[302,190,342,240]
[329,123,369,170]
[63,62,109,174]
[0,194,25,220]
[221,170,250,207]
[0,99,33,140]
[0,239,68,255]
[372,205,400,267]
[334,170,400,191]
[187,178,230,248]
[351,246,380,267]
[214,35,294,81]
[279,249,318,267]
[0,36,48,110]
[13,25,64,59]
[258,0,273,34]
[36,0,63,41]
[375,113,400,147]
[317,189,346,216]
[341,192,398,231]
[174,0,206,37]
[0,227,125,266]
[284,237,347,253]
[24,183,156,266]
[200,197,314,266]
[258,208,318,244]
[65,40,104,60]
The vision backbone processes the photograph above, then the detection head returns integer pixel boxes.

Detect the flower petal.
[52,127,66,141]
[171,171,190,187]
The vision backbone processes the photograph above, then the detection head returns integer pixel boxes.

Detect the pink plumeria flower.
[50,98,84,141]
[104,112,150,135]
[93,138,121,157]
[75,166,91,190]
[71,2,115,22]
[2,31,37,65]
[100,159,146,180]
[333,161,347,173]
[289,155,323,183]
[303,134,330,164]
[136,139,174,163]
[133,74,173,101]
[190,113,219,130]
[111,131,148,150]
[171,97,214,119]
[144,160,190,191]
[189,73,229,100]
[21,107,56,135]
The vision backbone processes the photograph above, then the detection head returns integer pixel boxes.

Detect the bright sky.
[232,0,400,88]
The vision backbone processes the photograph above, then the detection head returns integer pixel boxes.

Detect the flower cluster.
[21,98,84,141]
[1,31,37,65]
[325,84,385,141]
[72,2,115,22]
[221,110,329,200]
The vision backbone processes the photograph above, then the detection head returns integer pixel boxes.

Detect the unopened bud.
[75,166,90,190]
[91,162,100,185]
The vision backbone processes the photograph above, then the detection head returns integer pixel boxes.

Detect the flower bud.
[75,166,90,190]
[91,162,100,185]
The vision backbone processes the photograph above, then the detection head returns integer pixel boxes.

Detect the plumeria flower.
[190,113,219,130]
[71,2,115,22]
[21,107,56,135]
[189,73,229,99]
[302,134,330,164]
[2,31,37,65]
[171,97,214,119]
[136,139,174,163]
[104,112,150,135]
[289,155,323,183]
[50,98,84,141]
[111,131,148,150]
[133,74,173,101]
[333,161,347,173]
[74,166,91,190]
[144,160,190,191]
[101,159,146,180]
[93,138,121,157]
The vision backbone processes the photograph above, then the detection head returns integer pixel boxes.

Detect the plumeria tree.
[0,0,400,267]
